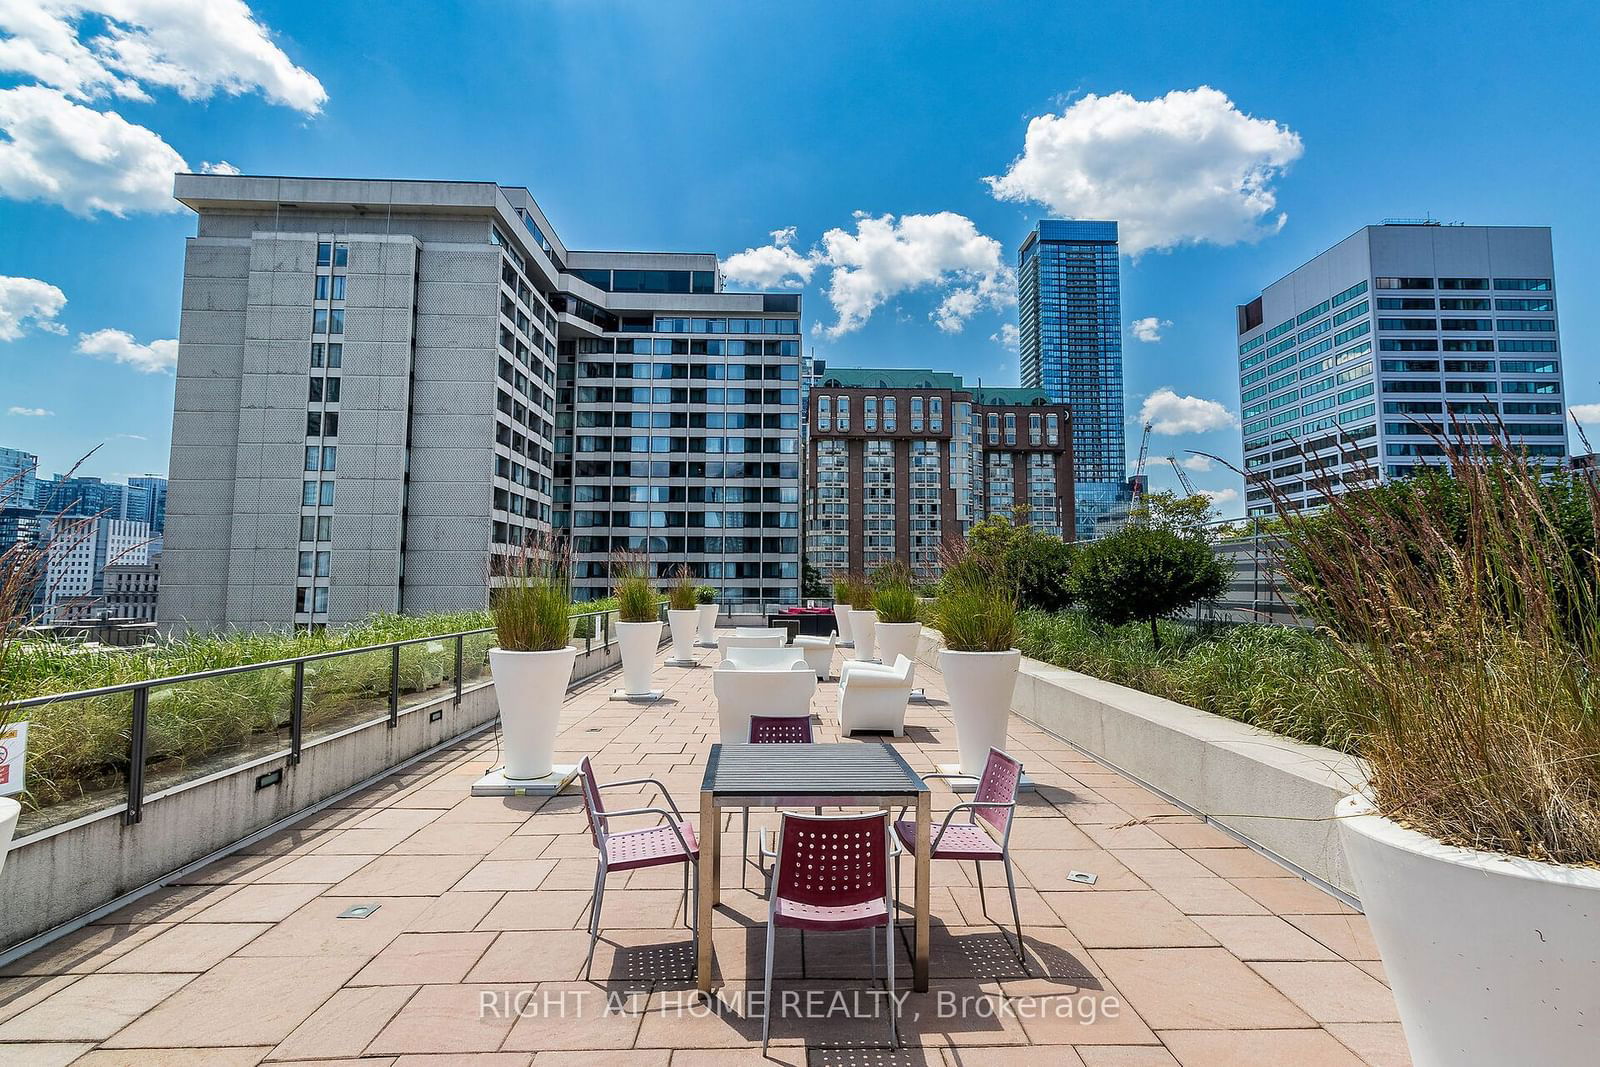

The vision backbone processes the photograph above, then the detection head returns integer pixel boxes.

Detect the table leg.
[914,790,930,992]
[698,790,718,994]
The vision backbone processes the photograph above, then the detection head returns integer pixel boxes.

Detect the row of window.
[1378,318,1556,332]
[1375,277,1550,291]
[574,361,800,380]
[1377,360,1558,374]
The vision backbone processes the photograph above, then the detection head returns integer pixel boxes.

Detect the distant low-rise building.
[104,549,161,621]
[806,367,1072,580]
[42,516,152,621]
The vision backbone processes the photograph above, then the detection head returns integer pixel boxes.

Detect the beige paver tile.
[500,981,645,1050]
[254,853,377,883]
[189,882,329,924]
[1074,1047,1180,1066]
[0,1043,96,1066]
[268,984,416,1060]
[1046,892,1218,949]
[0,974,79,1025]
[91,883,240,926]
[1139,877,1269,917]
[464,930,596,983]
[1286,914,1383,961]
[1323,1021,1414,1066]
[97,921,269,972]
[327,854,479,897]
[0,971,195,1040]
[234,896,432,958]
[476,889,591,930]
[73,1048,274,1066]
[1186,847,1288,880]
[1191,915,1340,962]
[1091,949,1313,1030]
[627,1049,764,1067]
[365,983,520,1054]
[389,821,518,855]
[1249,962,1400,1023]
[102,954,369,1047]
[391,1055,529,1067]
[1229,877,1353,915]
[451,858,559,893]
[942,1048,1085,1066]
[351,932,497,985]
[312,828,418,855]
[1016,849,1148,893]
[406,891,504,932]
[0,924,166,977]
[1156,1027,1365,1065]
[996,975,1159,1046]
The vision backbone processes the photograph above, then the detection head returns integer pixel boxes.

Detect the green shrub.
[667,567,697,612]
[614,556,659,623]
[934,548,1016,652]
[839,574,874,611]
[572,615,595,640]
[1070,525,1227,650]
[490,540,571,652]
[874,580,920,624]
[696,585,717,606]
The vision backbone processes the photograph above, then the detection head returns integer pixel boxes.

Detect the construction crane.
[1167,455,1197,496]
[1131,421,1153,501]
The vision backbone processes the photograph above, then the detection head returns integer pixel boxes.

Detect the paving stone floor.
[0,641,1408,1066]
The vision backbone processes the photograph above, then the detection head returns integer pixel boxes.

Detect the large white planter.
[0,796,19,879]
[1336,794,1600,1067]
[488,646,577,781]
[667,609,698,662]
[849,609,878,661]
[875,621,922,683]
[832,603,853,645]
[696,602,719,644]
[617,619,664,696]
[940,648,1021,776]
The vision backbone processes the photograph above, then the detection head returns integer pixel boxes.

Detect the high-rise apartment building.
[36,476,151,523]
[1236,223,1566,515]
[1017,220,1128,540]
[0,446,39,509]
[129,476,168,535]
[159,174,801,631]
[806,368,1072,579]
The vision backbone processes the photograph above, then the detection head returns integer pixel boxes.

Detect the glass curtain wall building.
[1018,220,1128,540]
[1235,223,1566,515]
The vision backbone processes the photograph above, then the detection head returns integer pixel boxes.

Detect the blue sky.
[3,1,1599,512]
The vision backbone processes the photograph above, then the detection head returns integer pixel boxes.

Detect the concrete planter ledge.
[918,632,1365,898]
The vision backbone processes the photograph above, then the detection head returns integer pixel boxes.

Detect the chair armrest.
[597,776,682,816]
[840,660,898,682]
[930,801,1013,852]
[843,669,908,689]
[920,772,979,785]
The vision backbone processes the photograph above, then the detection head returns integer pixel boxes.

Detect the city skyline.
[4,3,1600,514]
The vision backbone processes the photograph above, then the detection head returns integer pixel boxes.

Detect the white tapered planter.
[832,603,853,645]
[666,609,698,663]
[849,609,878,661]
[696,602,719,644]
[0,796,19,879]
[617,620,663,696]
[875,621,922,683]
[488,646,577,781]
[1336,794,1600,1067]
[940,648,1020,776]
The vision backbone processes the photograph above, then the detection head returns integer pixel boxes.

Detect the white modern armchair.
[837,654,915,736]
[713,656,816,743]
[717,630,786,655]
[789,632,838,680]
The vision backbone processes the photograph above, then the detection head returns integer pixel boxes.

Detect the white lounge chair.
[717,631,786,655]
[722,646,808,671]
[837,654,914,736]
[735,627,791,642]
[713,657,816,743]
[790,632,838,680]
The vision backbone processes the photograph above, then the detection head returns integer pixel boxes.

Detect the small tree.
[961,512,1075,613]
[1071,525,1227,649]
[1130,489,1218,541]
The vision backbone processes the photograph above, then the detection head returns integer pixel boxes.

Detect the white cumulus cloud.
[7,406,54,417]
[0,274,68,340]
[76,327,178,372]
[1179,454,1214,472]
[0,85,188,215]
[1568,403,1600,428]
[1199,487,1240,510]
[986,86,1304,256]
[991,323,1020,350]
[723,212,1016,337]
[1140,387,1238,434]
[201,159,240,175]
[1131,316,1171,343]
[0,1,326,113]
[720,226,819,289]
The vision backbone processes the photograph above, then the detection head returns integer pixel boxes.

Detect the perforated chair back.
[772,811,889,909]
[748,714,814,744]
[577,755,607,849]
[973,747,1024,839]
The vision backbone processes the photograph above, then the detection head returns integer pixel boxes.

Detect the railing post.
[289,660,304,765]
[388,644,400,728]
[125,684,148,825]
[454,635,464,706]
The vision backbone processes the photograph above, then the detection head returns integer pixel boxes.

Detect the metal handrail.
[7,606,621,827]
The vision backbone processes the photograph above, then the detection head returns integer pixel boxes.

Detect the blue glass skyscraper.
[1017,219,1127,540]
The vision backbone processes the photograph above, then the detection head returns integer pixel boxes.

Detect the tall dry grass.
[1272,423,1600,865]
[489,536,572,652]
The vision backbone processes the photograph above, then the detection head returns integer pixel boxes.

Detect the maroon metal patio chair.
[763,810,898,1051]
[577,755,700,979]
[741,714,815,888]
[893,746,1026,964]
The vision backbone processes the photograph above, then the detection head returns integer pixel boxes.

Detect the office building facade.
[41,516,151,621]
[105,550,162,621]
[159,174,801,631]
[807,368,1072,579]
[1017,220,1128,540]
[0,446,39,510]
[1236,224,1566,515]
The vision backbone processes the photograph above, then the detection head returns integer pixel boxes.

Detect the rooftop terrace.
[0,645,1405,1066]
